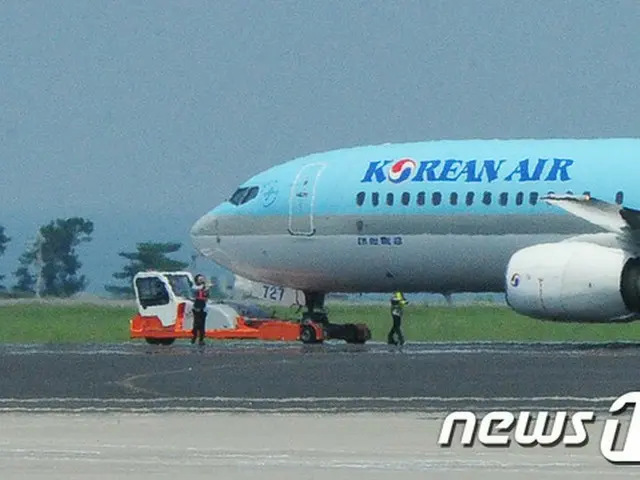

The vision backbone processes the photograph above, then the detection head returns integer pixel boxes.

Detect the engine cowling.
[505,242,640,322]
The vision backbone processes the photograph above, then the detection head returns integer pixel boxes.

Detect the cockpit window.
[229,188,248,205]
[243,186,259,203]
[229,186,260,206]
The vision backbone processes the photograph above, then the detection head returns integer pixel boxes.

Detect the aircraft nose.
[190,212,221,258]
[190,212,218,239]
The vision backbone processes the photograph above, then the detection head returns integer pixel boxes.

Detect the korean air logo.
[262,181,278,207]
[388,158,417,184]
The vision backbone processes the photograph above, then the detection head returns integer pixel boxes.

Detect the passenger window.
[499,192,508,206]
[401,192,410,206]
[450,192,458,205]
[242,186,259,204]
[386,193,394,206]
[136,277,170,308]
[432,192,442,205]
[417,191,425,206]
[372,192,379,206]
[356,191,365,206]
[616,191,624,205]
[515,192,524,206]
[466,192,474,206]
[482,192,492,205]
[229,187,248,206]
[529,192,539,205]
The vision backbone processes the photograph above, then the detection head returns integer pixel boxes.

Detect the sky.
[1,0,640,294]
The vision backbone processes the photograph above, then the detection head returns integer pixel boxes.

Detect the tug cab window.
[135,277,170,308]
[166,274,194,298]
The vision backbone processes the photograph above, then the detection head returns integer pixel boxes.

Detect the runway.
[0,412,631,479]
[0,341,639,411]
[1,341,639,478]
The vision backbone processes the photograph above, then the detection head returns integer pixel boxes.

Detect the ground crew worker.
[191,274,210,345]
[388,291,408,346]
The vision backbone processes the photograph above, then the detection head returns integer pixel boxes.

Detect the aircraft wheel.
[300,324,317,344]
[345,324,370,344]
[344,324,360,344]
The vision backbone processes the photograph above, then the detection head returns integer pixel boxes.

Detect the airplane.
[190,138,640,326]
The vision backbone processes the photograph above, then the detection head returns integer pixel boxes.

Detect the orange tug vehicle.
[129,271,371,345]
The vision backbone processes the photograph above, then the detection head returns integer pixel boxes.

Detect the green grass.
[1,302,640,343]
[0,304,132,343]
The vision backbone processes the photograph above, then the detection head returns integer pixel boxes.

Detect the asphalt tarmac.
[0,340,638,412]
[1,341,639,478]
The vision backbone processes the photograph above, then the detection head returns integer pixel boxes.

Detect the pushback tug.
[129,271,371,345]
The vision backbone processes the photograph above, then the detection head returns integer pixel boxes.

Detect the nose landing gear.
[299,291,371,344]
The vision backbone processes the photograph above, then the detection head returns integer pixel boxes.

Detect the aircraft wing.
[542,194,640,234]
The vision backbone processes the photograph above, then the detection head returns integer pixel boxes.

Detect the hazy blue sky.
[2,1,640,293]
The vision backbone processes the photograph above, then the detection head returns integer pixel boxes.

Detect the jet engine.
[505,242,640,322]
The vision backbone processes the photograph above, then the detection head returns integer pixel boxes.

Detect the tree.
[105,242,189,298]
[13,218,93,296]
[0,226,10,290]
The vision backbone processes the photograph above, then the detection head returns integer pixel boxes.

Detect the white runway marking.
[0,395,619,403]
[0,395,618,413]
[0,396,618,404]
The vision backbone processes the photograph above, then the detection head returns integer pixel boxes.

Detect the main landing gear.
[299,291,371,344]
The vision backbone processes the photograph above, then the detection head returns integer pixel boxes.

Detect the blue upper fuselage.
[209,138,638,219]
